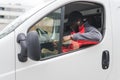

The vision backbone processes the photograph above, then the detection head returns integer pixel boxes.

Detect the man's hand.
[63,35,73,42]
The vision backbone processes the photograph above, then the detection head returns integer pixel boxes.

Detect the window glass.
[29,8,61,58]
[62,2,103,53]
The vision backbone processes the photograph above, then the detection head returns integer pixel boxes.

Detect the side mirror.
[27,31,41,61]
[17,31,41,62]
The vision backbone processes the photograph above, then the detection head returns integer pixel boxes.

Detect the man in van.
[62,11,102,52]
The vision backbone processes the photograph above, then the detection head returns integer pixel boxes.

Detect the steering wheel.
[36,28,51,43]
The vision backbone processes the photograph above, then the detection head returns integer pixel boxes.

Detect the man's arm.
[72,27,102,41]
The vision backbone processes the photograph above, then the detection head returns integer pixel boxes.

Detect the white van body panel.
[14,0,113,80]
[107,0,120,80]
[0,32,15,80]
[1,0,120,80]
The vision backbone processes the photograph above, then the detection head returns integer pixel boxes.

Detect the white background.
[0,0,42,6]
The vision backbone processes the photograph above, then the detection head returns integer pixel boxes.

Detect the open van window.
[28,2,104,59]
[64,2,104,35]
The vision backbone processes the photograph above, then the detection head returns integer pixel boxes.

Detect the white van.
[0,0,120,80]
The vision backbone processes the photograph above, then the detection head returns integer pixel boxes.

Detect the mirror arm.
[17,33,27,62]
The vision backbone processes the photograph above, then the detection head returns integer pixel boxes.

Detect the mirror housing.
[27,31,41,61]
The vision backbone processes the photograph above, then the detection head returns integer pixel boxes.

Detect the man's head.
[68,11,83,27]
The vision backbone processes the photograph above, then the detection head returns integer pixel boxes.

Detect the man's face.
[72,19,82,30]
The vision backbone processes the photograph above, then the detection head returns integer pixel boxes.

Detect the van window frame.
[27,1,105,60]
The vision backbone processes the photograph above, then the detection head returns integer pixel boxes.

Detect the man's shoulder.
[84,21,99,32]
[84,21,94,27]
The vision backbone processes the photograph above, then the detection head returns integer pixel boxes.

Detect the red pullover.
[62,24,98,53]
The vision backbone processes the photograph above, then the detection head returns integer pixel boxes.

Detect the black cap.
[68,11,83,25]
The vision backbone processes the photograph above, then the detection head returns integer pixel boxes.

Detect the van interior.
[64,2,104,34]
[29,2,104,58]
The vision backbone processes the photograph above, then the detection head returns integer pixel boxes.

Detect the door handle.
[102,50,110,69]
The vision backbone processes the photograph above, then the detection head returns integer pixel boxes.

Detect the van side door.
[15,0,112,80]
